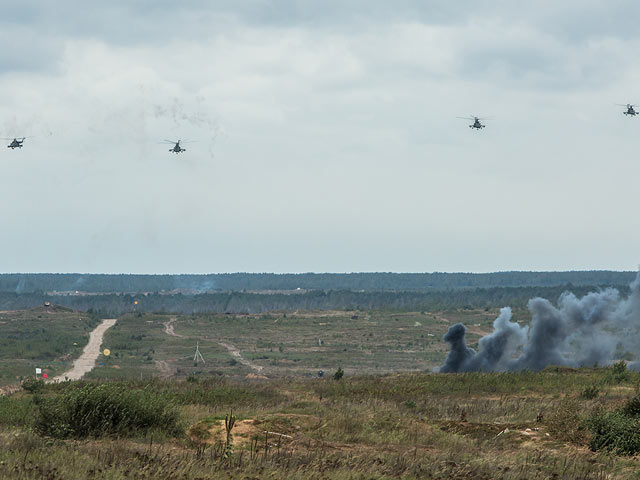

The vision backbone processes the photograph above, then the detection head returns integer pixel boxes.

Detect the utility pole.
[193,341,205,366]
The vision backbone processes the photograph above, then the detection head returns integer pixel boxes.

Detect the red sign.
[42,373,48,379]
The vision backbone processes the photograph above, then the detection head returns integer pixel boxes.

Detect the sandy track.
[163,317,183,338]
[154,359,176,378]
[52,319,117,382]
[218,342,264,373]
[161,317,264,374]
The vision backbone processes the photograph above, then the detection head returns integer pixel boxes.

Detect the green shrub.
[609,360,630,383]
[333,367,344,381]
[622,394,640,417]
[21,377,44,393]
[34,383,183,439]
[587,411,640,454]
[581,385,599,399]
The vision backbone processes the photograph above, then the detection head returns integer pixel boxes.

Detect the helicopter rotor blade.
[456,117,475,120]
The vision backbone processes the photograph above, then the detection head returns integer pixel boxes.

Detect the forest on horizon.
[0,271,635,294]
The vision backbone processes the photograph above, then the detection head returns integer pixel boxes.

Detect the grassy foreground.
[2,367,640,479]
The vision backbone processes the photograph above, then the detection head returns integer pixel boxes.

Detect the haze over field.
[1,1,639,273]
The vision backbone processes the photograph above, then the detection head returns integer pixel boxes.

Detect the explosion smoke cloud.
[440,274,640,372]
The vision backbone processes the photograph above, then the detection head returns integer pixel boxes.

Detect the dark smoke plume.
[440,274,640,372]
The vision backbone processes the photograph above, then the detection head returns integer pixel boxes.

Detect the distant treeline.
[0,284,631,315]
[0,271,636,294]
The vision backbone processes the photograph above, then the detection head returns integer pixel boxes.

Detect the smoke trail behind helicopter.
[439,274,640,372]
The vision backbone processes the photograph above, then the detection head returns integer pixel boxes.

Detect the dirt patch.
[214,419,263,447]
[439,421,547,443]
[0,384,21,396]
[154,360,175,378]
[189,419,284,450]
[189,413,320,451]
[290,311,359,318]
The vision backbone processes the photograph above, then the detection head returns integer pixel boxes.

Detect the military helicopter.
[457,116,488,130]
[616,104,639,116]
[160,139,195,153]
[3,137,30,149]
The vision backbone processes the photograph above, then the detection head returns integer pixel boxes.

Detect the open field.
[83,308,529,381]
[3,307,519,386]
[2,368,640,479]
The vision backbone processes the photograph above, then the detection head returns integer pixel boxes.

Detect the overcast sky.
[1,1,639,273]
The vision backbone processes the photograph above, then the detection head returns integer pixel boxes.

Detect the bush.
[21,377,44,394]
[545,398,587,444]
[587,411,640,455]
[581,385,599,399]
[34,383,183,439]
[622,394,640,417]
[333,367,344,381]
[610,360,630,383]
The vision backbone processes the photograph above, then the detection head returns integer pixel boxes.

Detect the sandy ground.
[52,319,117,382]
[0,384,21,396]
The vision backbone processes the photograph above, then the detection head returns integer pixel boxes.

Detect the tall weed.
[34,383,182,439]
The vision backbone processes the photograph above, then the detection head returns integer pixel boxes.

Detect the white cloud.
[0,1,639,272]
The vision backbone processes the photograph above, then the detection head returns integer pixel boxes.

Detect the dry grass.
[1,367,640,478]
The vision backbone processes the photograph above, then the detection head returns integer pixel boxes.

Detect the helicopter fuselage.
[7,139,24,149]
[469,120,485,129]
[624,107,638,116]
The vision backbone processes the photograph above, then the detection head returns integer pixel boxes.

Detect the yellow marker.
[134,300,139,305]
[103,349,111,356]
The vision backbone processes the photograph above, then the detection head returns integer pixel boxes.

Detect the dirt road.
[53,319,117,382]
[218,342,264,373]
[163,317,183,338]
[161,317,264,374]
